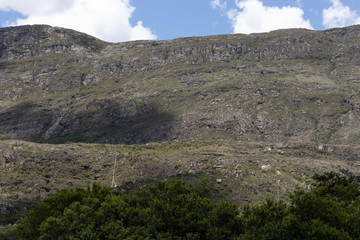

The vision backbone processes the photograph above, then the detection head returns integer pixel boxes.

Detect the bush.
[16,180,240,240]
[238,171,360,239]
[15,172,360,240]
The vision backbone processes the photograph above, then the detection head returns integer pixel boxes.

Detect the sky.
[0,0,360,42]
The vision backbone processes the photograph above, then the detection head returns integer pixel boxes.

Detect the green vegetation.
[0,225,17,240]
[15,181,240,240]
[11,172,360,240]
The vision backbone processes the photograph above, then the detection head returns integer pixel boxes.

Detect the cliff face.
[1,25,360,144]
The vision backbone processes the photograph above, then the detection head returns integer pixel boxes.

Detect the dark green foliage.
[16,183,111,240]
[238,172,360,240]
[239,200,291,240]
[16,180,240,240]
[15,172,360,240]
[311,171,360,201]
[0,225,17,240]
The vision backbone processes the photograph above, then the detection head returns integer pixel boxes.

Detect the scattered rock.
[261,165,270,171]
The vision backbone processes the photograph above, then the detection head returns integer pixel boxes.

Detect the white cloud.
[0,0,156,42]
[227,0,313,34]
[210,0,227,10]
[322,0,360,28]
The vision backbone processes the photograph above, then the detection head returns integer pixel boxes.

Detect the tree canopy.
[13,172,360,240]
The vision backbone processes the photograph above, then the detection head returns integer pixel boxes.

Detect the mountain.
[1,25,360,226]
[1,24,360,144]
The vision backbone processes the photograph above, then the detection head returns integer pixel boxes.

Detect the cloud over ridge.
[0,0,156,42]
[322,0,360,28]
[227,0,313,34]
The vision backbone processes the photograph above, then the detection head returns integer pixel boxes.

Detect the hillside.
[1,25,360,226]
[1,139,360,225]
[1,25,360,144]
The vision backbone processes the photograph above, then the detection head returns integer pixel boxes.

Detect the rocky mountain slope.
[1,25,360,226]
[1,25,360,144]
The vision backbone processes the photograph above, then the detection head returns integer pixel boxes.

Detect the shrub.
[16,172,360,240]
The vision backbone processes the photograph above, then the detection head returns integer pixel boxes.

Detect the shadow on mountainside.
[0,101,175,144]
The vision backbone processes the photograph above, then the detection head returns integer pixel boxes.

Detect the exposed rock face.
[0,25,104,61]
[1,24,360,144]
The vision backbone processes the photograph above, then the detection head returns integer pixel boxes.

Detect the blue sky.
[0,0,360,42]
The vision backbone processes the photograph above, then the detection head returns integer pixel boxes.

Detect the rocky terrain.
[1,25,360,144]
[1,24,360,226]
